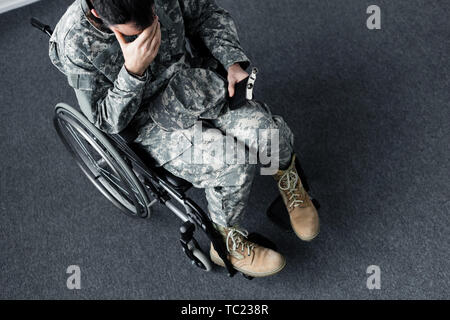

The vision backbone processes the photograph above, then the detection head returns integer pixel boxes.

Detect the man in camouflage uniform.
[50,0,320,277]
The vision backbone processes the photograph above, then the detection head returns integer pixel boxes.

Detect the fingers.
[227,67,249,97]
[148,19,160,41]
[236,74,249,83]
[136,16,159,45]
[228,80,235,97]
[146,22,161,52]
[113,29,127,48]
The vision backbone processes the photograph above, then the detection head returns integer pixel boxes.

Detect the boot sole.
[210,253,287,278]
[291,218,320,242]
[293,227,320,241]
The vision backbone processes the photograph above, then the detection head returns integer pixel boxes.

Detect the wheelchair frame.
[31,17,242,278]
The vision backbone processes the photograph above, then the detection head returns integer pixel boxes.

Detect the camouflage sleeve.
[179,0,251,71]
[59,47,147,135]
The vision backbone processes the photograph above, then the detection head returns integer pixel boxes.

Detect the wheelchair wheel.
[53,103,151,218]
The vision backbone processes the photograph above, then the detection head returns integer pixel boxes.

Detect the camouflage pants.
[158,99,295,227]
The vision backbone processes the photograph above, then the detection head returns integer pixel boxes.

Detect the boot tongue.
[273,154,297,180]
[213,223,232,238]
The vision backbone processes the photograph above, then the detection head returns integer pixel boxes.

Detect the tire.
[53,103,151,218]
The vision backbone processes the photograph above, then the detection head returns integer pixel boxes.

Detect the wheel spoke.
[97,166,122,184]
[56,110,148,215]
[64,121,134,204]
[97,152,144,205]
[100,169,130,197]
[65,122,99,167]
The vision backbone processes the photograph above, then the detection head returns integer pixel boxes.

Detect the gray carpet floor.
[0,0,449,299]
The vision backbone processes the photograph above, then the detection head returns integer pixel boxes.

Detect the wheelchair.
[31,17,284,280]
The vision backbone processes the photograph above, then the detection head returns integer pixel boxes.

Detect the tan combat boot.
[210,225,286,277]
[273,154,320,241]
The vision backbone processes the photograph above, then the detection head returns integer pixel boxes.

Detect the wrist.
[227,60,250,73]
[124,63,145,78]
[227,63,241,72]
[124,65,148,81]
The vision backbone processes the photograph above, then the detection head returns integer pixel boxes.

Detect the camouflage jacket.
[49,0,250,135]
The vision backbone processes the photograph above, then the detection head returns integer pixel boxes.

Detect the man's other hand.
[227,63,249,97]
[113,17,161,77]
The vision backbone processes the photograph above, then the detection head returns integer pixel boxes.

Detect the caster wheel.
[187,242,212,272]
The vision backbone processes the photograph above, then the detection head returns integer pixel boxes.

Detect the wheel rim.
[54,106,149,218]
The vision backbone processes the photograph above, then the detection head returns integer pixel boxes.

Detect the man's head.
[90,0,156,36]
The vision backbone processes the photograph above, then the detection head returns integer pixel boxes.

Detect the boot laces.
[278,170,305,208]
[226,227,255,257]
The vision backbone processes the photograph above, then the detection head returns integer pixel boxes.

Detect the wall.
[0,0,40,14]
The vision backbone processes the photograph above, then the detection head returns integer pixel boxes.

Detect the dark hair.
[91,0,156,30]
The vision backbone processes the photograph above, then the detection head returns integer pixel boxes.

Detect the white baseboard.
[0,0,41,14]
